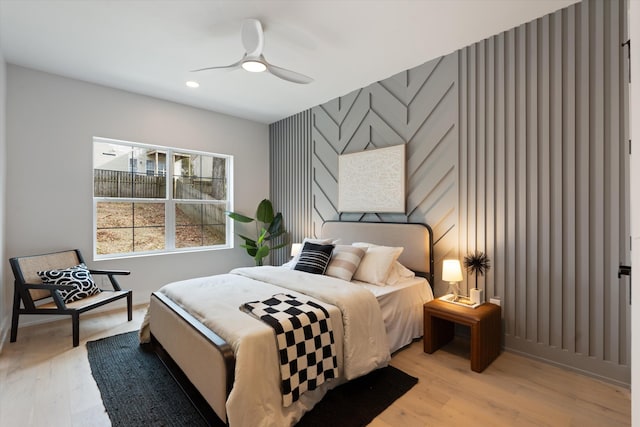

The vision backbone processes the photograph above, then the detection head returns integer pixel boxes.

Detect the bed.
[140,221,434,426]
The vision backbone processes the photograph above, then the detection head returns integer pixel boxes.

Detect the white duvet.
[140,266,390,427]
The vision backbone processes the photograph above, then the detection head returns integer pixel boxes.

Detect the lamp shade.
[442,259,463,282]
[290,243,302,258]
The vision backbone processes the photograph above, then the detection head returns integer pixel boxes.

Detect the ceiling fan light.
[242,60,266,73]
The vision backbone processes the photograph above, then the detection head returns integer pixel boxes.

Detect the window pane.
[175,203,226,248]
[94,143,166,198]
[176,225,204,248]
[97,202,165,254]
[134,226,165,252]
[176,203,201,226]
[97,228,133,255]
[211,156,227,200]
[203,225,226,246]
[97,202,133,228]
[134,203,164,226]
[173,153,226,201]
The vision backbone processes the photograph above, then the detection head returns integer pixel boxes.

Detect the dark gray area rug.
[87,331,418,427]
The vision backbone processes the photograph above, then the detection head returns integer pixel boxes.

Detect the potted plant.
[226,199,287,266]
[463,251,491,304]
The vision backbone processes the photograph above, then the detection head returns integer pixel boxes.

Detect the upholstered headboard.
[321,221,434,285]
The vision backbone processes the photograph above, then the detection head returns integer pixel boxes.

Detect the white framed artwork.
[338,144,406,213]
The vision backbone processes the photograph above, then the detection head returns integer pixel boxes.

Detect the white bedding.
[353,276,434,352]
[140,266,390,427]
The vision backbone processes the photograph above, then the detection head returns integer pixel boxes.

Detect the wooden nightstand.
[423,299,501,372]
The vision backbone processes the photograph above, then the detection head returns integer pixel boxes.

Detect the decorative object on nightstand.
[464,251,491,305]
[442,259,463,301]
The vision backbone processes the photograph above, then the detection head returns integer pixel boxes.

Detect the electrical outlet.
[490,297,501,306]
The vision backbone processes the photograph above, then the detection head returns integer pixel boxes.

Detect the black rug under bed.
[87,331,418,427]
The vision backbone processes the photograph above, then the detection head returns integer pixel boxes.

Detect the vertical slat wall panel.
[459,0,629,384]
[269,110,313,266]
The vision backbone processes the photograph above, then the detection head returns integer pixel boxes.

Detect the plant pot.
[470,288,484,305]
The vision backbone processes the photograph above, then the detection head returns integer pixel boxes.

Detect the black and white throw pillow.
[294,242,334,275]
[37,263,101,303]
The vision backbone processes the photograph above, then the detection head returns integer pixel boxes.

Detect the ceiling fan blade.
[241,19,264,57]
[266,63,313,84]
[190,59,242,73]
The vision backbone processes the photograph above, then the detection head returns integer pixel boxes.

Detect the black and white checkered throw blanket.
[242,293,338,406]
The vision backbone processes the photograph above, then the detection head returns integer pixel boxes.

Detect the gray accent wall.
[459,0,629,384]
[270,0,629,384]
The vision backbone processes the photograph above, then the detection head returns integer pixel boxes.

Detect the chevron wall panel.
[310,53,459,296]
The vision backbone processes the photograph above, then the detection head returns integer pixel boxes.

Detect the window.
[93,137,233,259]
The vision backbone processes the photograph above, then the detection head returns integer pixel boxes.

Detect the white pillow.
[385,261,416,285]
[352,243,403,286]
[325,245,366,281]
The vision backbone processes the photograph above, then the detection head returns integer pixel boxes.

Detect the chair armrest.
[89,269,131,276]
[89,270,130,291]
[22,282,76,291]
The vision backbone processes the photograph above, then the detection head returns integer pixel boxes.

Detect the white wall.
[4,65,269,327]
[0,50,7,349]
[630,0,639,423]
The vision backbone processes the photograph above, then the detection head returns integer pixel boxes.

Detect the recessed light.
[186,81,200,88]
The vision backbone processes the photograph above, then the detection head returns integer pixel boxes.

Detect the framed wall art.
[338,144,406,213]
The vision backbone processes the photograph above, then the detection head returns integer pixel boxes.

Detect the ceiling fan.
[191,19,313,85]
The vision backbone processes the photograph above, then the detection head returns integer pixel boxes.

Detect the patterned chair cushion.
[37,263,101,303]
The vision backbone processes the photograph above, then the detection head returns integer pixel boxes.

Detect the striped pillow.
[294,242,334,275]
[325,245,366,281]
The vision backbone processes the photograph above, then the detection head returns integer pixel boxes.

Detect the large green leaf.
[256,228,268,245]
[265,230,285,241]
[238,234,256,246]
[226,211,254,223]
[241,245,258,257]
[254,244,270,261]
[267,212,283,235]
[255,199,274,224]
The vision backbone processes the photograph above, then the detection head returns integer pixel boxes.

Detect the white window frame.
[93,137,234,260]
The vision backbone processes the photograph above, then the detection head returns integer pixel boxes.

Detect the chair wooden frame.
[9,249,132,347]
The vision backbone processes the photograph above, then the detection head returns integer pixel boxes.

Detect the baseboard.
[504,343,630,389]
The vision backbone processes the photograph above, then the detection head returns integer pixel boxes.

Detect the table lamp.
[442,259,463,301]
[290,243,302,258]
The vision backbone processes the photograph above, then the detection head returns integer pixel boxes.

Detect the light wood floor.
[0,306,630,427]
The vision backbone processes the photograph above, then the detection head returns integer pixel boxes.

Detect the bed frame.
[147,221,434,425]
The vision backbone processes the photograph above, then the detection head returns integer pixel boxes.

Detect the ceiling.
[0,0,578,124]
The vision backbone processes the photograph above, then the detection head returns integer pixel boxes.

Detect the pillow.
[385,261,416,285]
[325,245,366,281]
[294,242,334,275]
[37,263,101,303]
[352,244,404,286]
[286,237,339,269]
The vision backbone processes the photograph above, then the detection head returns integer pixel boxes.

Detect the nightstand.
[423,299,501,372]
